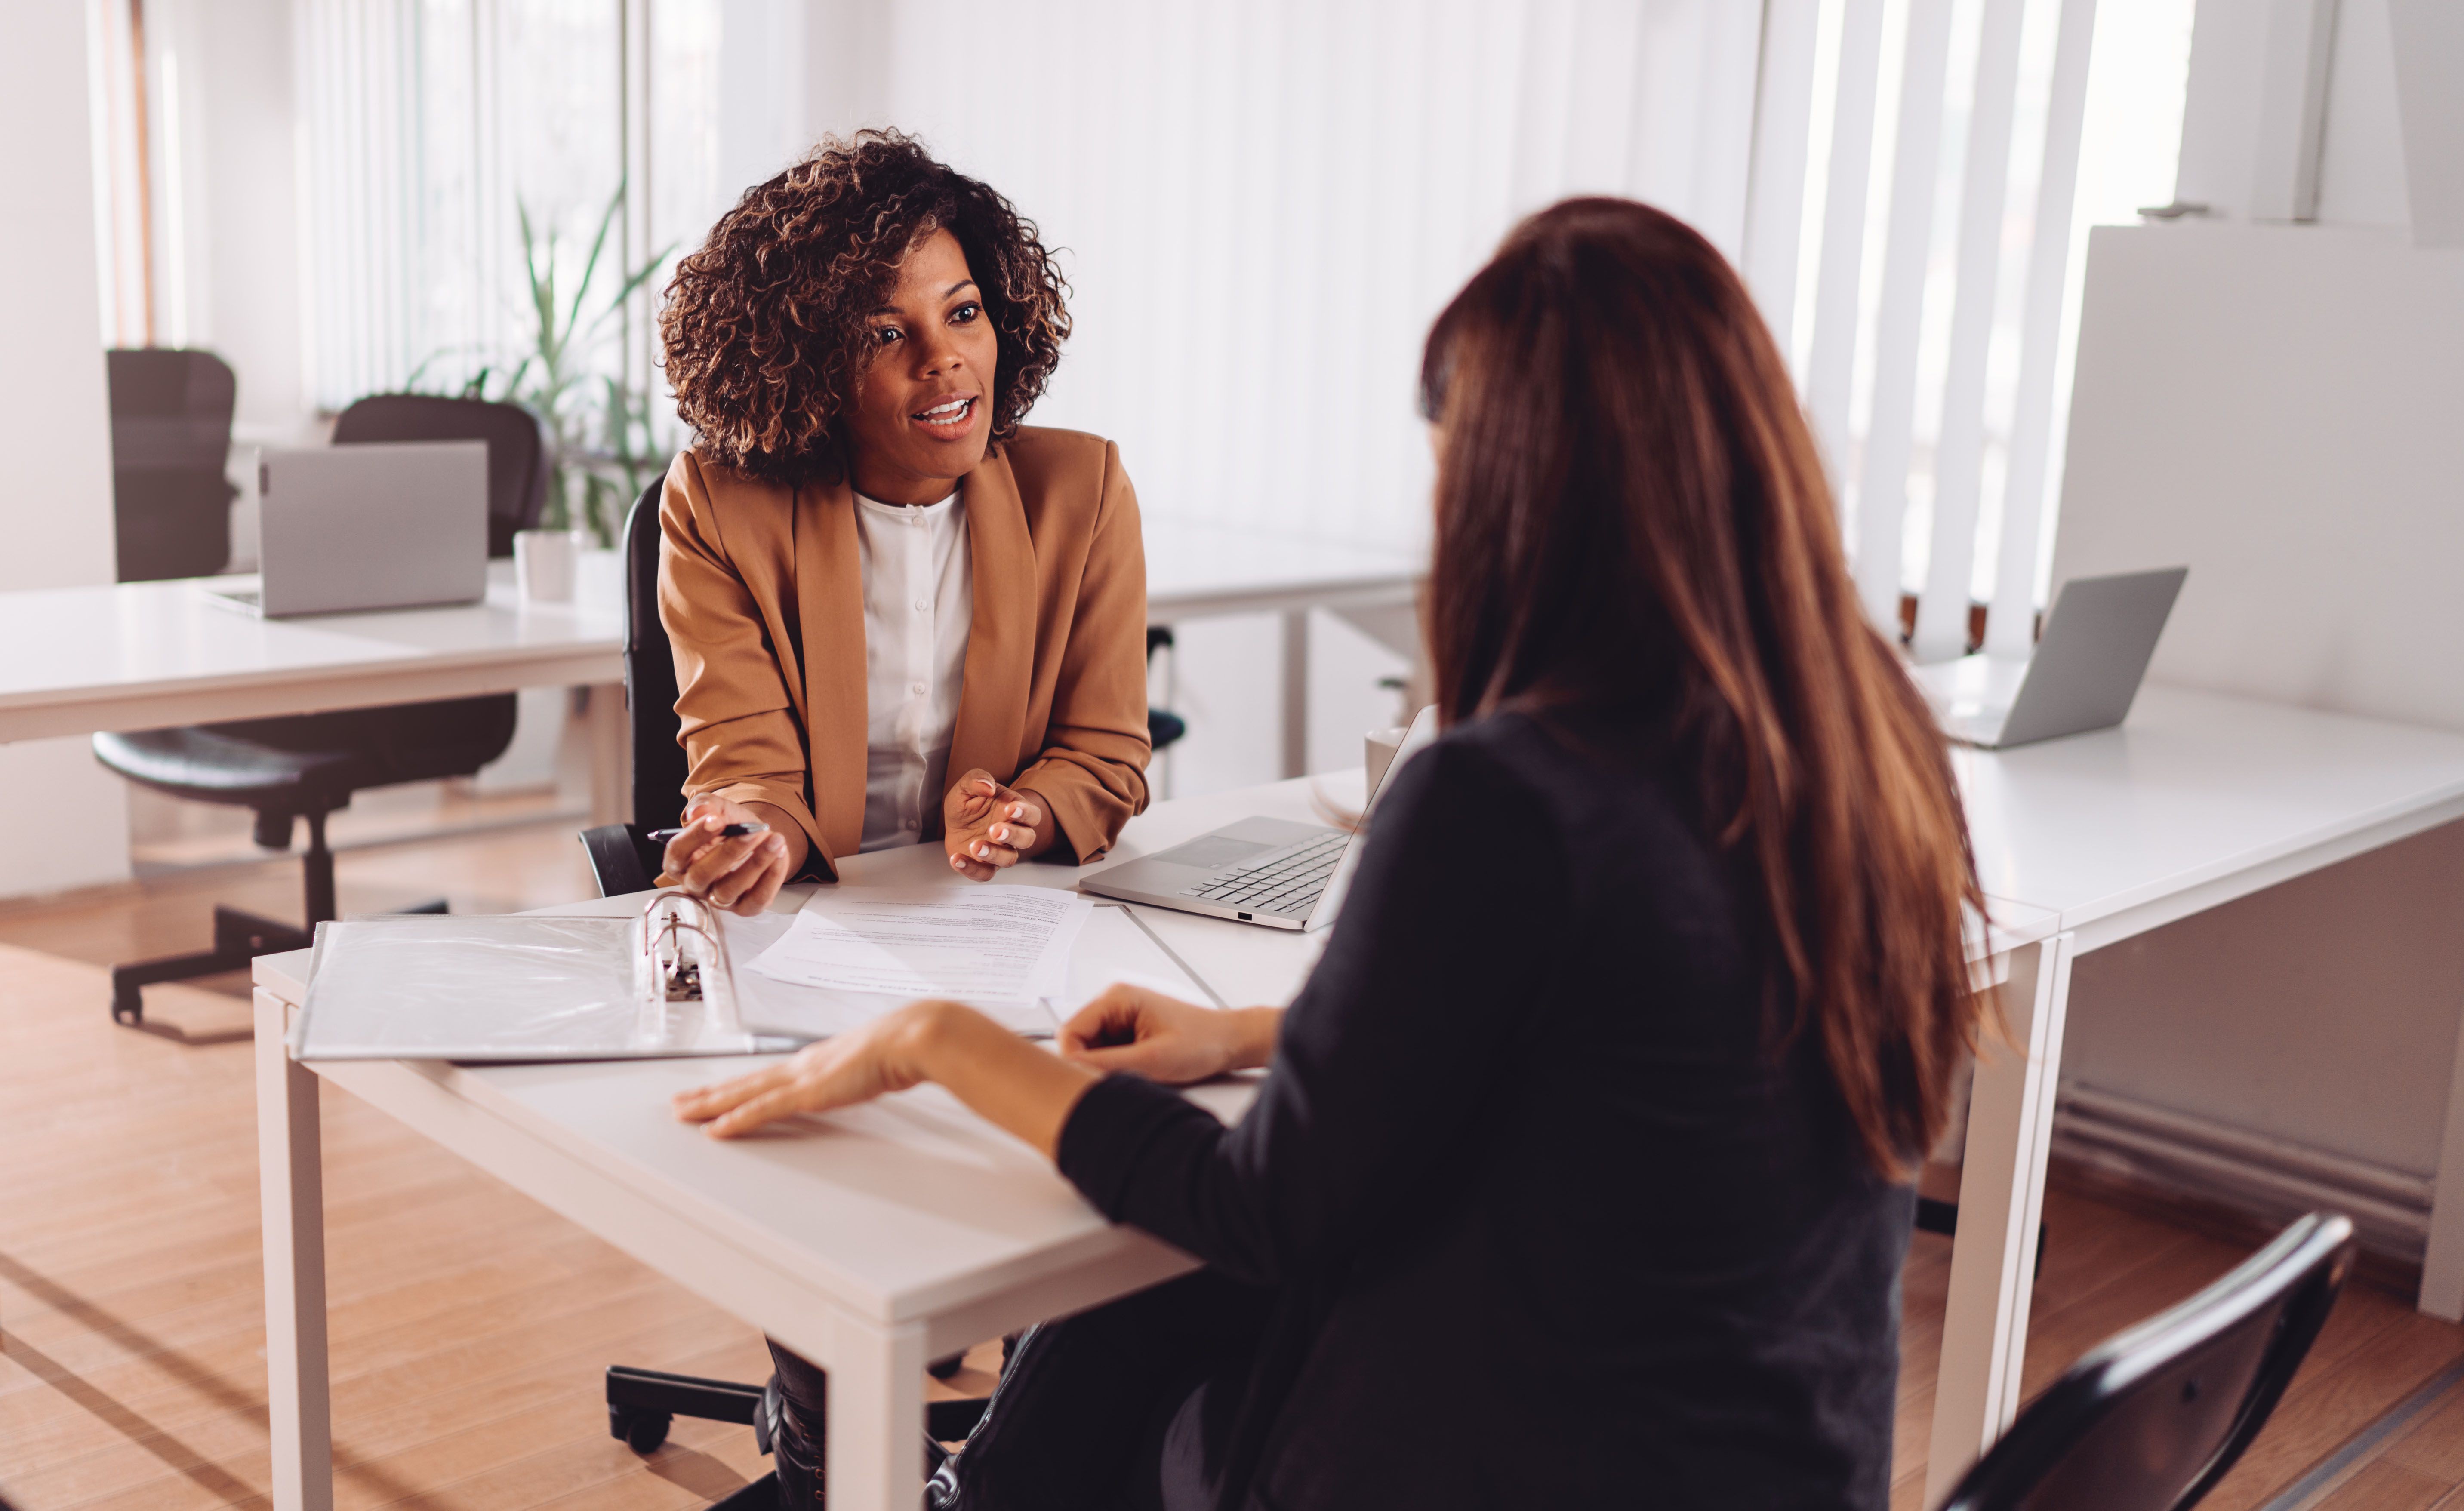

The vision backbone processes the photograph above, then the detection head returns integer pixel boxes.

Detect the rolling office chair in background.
[106,348,240,582]
[1937,1211,2354,1510]
[91,396,548,1027]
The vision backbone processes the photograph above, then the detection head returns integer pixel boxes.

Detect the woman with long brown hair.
[675,196,1987,1509]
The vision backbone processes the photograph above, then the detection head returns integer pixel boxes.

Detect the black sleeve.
[1056,734,1570,1284]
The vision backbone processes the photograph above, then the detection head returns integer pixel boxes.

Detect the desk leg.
[2418,988,2464,1319]
[1922,932,2075,1509]
[1281,609,1309,780]
[825,1311,928,1511]
[254,989,333,1511]
[585,682,629,828]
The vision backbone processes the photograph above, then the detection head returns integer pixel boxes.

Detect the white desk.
[0,560,633,821]
[1923,684,2464,1505]
[251,767,2041,1511]
[1141,518,1423,779]
[0,525,1417,815]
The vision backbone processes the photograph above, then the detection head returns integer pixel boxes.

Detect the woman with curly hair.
[651,129,1148,918]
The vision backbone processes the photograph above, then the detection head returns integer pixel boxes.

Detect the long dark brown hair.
[1420,197,1987,1179]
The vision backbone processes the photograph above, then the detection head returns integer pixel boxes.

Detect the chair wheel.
[611,1405,671,1454]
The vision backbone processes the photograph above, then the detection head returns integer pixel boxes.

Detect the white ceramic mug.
[514,528,584,603]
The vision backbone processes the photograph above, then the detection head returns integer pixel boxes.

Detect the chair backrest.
[624,479,690,828]
[331,394,548,558]
[107,348,236,470]
[107,349,240,582]
[1940,1212,2356,1511]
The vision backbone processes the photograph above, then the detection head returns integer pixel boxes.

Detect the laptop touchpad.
[1150,835,1275,870]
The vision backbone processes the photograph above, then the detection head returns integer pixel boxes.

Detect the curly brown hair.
[659,130,1070,484]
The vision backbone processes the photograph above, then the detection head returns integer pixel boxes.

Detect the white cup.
[515,528,584,603]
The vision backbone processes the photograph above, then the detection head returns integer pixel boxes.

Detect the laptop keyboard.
[1183,831,1347,916]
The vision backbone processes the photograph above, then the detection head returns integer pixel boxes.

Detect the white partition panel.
[2051,223,2464,730]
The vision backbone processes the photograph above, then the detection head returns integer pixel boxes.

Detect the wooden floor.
[6,817,2464,1510]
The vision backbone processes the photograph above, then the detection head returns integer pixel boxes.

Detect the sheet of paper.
[724,898,1219,1042]
[746,885,1093,1001]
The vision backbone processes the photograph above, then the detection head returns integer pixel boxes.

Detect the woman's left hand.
[944,771,1048,881]
[674,1001,947,1137]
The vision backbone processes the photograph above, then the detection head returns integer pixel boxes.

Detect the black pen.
[647,822,772,843]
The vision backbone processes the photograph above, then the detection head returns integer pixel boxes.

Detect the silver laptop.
[1909,567,2187,749]
[210,442,489,616]
[1084,705,1441,931]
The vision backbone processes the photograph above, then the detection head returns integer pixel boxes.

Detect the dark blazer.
[1059,710,1913,1510]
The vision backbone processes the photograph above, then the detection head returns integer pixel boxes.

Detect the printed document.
[746,885,1093,1001]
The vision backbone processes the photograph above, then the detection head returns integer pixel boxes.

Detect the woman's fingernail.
[993,826,1008,843]
[1009,804,1024,819]
[976,844,990,858]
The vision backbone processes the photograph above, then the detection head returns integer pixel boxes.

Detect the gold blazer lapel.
[795,476,869,862]
[948,447,1035,789]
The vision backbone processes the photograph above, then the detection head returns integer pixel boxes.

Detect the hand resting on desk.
[1057,985,1282,1084]
[671,985,1282,1154]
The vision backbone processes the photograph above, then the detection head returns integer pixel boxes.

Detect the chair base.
[605,1363,992,1459]
[111,897,447,1027]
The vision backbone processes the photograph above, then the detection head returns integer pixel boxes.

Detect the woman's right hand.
[658,795,798,916]
[1058,986,1282,1085]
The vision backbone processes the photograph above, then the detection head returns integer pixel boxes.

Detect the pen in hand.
[648,821,772,843]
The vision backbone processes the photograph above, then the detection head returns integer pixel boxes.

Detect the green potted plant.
[410,182,673,599]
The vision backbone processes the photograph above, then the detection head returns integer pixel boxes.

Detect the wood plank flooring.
[6,816,2464,1509]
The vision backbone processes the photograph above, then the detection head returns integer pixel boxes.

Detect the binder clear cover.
[289,913,759,1062]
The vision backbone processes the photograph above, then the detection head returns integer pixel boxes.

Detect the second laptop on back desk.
[210,441,490,616]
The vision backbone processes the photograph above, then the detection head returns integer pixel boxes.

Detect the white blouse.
[853,487,973,852]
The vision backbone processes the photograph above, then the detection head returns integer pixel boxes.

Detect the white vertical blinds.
[282,0,2139,647]
[294,0,640,411]
[865,0,1762,552]
[1743,0,2110,652]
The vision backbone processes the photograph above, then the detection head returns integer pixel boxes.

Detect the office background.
[6,0,2463,1297]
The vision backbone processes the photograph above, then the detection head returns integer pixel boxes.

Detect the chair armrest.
[578,824,659,897]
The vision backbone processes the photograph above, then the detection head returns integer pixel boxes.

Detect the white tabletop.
[1956,683,2464,949]
[1,523,1418,743]
[253,774,1343,1330]
[254,763,2043,1331]
[0,558,625,740]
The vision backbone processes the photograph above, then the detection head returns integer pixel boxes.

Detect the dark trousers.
[766,1270,1273,1510]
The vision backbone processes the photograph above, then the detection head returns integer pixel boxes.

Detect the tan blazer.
[658,427,1151,880]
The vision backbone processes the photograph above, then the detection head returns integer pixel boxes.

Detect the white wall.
[0,0,134,896]
[173,0,311,444]
[2053,224,2464,729]
[2042,214,2464,1220]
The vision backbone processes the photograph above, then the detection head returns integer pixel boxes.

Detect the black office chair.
[577,479,1009,1502]
[91,397,548,1027]
[107,348,240,582]
[1938,1210,2355,1511]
